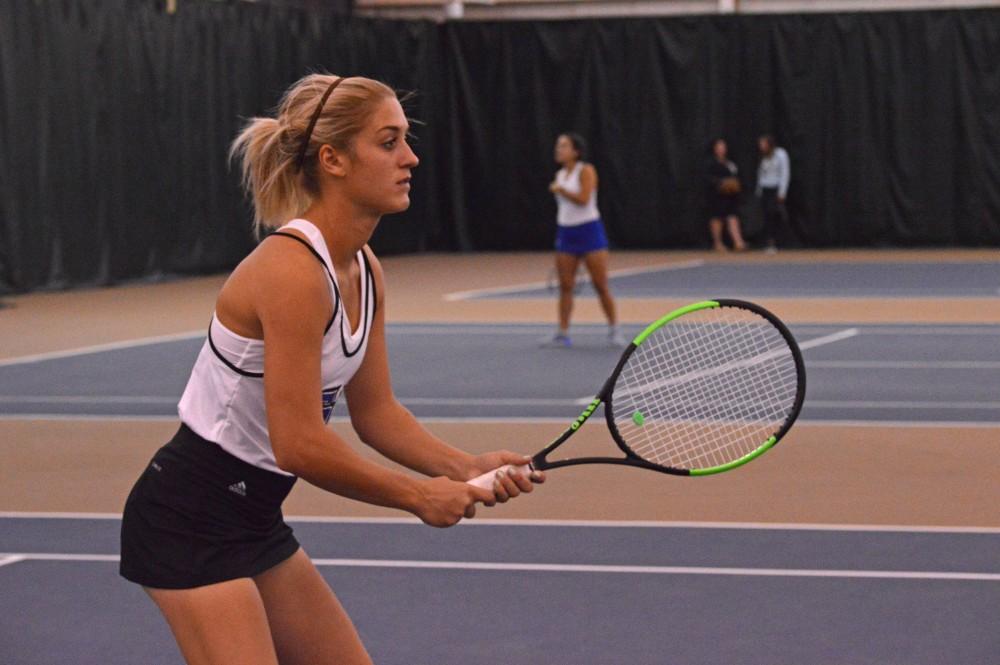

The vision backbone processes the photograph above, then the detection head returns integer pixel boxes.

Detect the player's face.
[554,135,577,165]
[344,97,419,215]
[713,140,727,159]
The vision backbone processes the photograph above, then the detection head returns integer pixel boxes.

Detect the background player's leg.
[726,215,747,251]
[709,217,726,251]
[556,251,581,334]
[582,249,624,345]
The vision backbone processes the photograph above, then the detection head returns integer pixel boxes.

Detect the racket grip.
[467,463,533,490]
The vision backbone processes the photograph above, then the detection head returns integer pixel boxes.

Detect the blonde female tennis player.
[120,73,543,665]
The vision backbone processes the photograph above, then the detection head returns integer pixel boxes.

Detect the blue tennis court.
[452,261,1000,300]
[2,516,998,665]
[2,323,998,424]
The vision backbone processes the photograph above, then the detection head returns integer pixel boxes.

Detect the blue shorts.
[555,219,609,256]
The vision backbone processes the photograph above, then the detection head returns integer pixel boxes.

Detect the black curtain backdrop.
[1,1,998,292]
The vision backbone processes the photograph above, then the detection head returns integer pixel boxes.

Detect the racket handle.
[467,463,533,490]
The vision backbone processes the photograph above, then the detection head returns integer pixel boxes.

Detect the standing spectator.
[706,138,747,252]
[755,134,790,252]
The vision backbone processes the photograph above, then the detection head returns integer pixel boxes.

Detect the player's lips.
[397,176,411,189]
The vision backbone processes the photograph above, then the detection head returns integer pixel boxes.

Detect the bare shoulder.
[220,232,333,336]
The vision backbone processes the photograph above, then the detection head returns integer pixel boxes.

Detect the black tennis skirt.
[120,424,299,589]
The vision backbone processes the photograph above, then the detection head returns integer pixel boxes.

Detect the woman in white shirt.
[544,133,624,347]
[120,73,543,665]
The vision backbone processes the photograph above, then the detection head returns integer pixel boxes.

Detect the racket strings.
[612,307,799,471]
[635,320,794,468]
[653,320,795,468]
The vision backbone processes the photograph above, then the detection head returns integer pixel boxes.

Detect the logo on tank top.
[322,386,341,424]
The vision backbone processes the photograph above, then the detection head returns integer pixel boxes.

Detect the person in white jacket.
[755,135,791,252]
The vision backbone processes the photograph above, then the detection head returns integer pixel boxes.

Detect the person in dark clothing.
[706,138,746,252]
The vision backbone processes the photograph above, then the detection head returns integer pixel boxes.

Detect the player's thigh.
[582,249,611,291]
[555,252,581,290]
[254,549,373,665]
[146,579,279,665]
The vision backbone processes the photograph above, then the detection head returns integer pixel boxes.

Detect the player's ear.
[317,144,349,178]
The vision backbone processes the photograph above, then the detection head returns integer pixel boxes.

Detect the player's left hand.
[470,451,545,503]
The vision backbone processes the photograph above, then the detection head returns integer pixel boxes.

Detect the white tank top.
[177,219,375,475]
[555,162,601,227]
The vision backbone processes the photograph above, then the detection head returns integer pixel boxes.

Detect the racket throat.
[531,395,605,471]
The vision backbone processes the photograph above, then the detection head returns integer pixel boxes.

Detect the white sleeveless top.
[555,162,601,227]
[177,219,376,475]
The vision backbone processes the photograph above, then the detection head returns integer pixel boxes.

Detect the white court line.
[0,414,997,427]
[1,552,996,581]
[0,555,26,568]
[809,400,1000,410]
[574,327,858,404]
[443,260,705,301]
[809,360,1000,369]
[0,324,991,368]
[3,513,999,534]
[794,419,1000,429]
[0,330,203,368]
[0,397,572,407]
[314,559,1000,581]
[0,414,178,422]
[0,396,177,404]
[796,327,860,350]
[858,327,1000,335]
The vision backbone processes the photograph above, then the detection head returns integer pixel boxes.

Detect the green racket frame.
[527,299,807,477]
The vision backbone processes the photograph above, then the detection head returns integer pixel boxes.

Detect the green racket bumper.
[632,300,720,345]
[689,436,778,476]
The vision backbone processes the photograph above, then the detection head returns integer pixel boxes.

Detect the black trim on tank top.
[207,323,264,378]
[341,248,374,358]
[269,231,340,333]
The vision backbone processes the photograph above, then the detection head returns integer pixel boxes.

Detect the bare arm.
[254,239,494,526]
[346,250,544,496]
[345,250,479,480]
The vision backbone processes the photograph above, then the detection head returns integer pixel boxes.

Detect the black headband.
[295,77,348,172]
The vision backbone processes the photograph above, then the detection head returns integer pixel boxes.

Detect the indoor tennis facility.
[2,1,999,664]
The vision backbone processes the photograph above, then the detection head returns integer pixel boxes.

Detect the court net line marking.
[3,513,999,534]
[443,260,705,301]
[1,552,997,581]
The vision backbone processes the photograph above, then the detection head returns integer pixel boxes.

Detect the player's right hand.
[414,476,495,527]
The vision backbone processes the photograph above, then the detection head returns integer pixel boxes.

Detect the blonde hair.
[229,73,397,236]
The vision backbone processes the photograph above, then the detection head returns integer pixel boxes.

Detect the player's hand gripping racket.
[469,300,805,488]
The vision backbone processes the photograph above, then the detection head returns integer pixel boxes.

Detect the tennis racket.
[469,299,805,487]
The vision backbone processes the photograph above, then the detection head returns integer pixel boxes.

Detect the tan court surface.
[2,249,998,527]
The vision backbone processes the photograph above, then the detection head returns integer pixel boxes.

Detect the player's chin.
[380,193,411,214]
